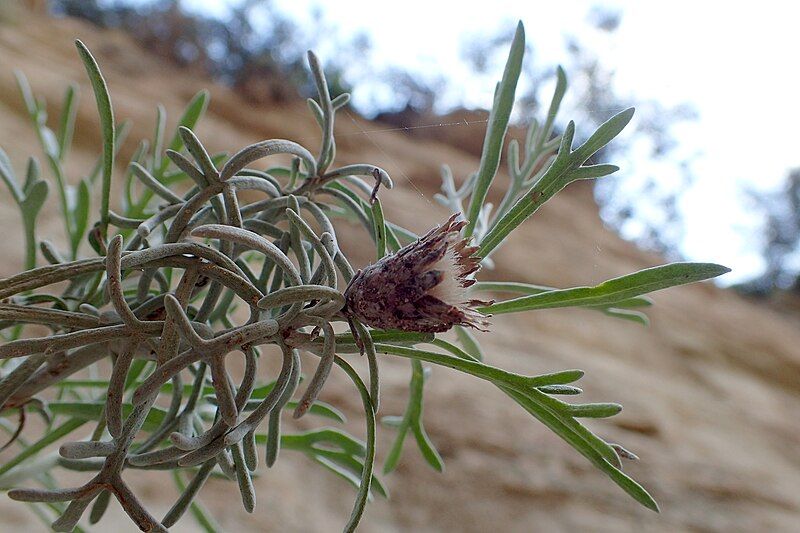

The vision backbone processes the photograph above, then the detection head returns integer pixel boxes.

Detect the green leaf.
[335,329,433,347]
[287,400,346,423]
[124,358,151,391]
[87,121,130,185]
[323,182,374,238]
[306,98,324,127]
[602,460,660,512]
[482,262,730,315]
[236,397,346,423]
[598,307,650,326]
[0,418,87,477]
[70,179,91,258]
[538,385,582,395]
[454,325,483,361]
[20,178,49,214]
[371,197,387,260]
[464,21,526,238]
[473,281,651,307]
[48,402,167,432]
[382,422,408,474]
[171,470,222,533]
[280,428,366,456]
[156,90,210,179]
[221,377,346,422]
[384,221,402,253]
[271,427,386,499]
[57,84,79,162]
[410,361,443,471]
[502,385,656,511]
[567,402,623,418]
[479,108,634,258]
[568,163,620,180]
[23,157,40,196]
[43,153,73,245]
[13,293,66,309]
[413,422,444,472]
[20,180,49,270]
[333,358,376,532]
[535,66,568,153]
[427,339,658,508]
[473,281,651,325]
[40,127,60,160]
[75,40,115,240]
[13,69,37,118]
[0,150,43,266]
[383,360,444,474]
[152,104,166,172]
[376,344,583,394]
[572,108,635,164]
[0,147,23,204]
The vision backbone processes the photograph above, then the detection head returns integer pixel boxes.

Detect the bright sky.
[182,0,800,283]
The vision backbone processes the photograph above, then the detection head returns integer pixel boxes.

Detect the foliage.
[0,23,727,532]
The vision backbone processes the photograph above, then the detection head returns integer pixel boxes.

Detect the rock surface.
[0,11,799,532]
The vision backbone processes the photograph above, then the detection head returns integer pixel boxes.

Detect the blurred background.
[43,0,800,294]
[0,0,799,531]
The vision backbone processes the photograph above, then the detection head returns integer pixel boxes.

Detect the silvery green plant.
[0,22,728,532]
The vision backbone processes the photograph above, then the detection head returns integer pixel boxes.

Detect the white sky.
[183,0,800,283]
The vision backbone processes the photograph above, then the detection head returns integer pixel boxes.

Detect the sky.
[180,0,800,284]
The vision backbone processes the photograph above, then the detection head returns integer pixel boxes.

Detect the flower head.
[344,214,491,333]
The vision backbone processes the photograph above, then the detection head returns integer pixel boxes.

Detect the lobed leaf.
[479,109,634,258]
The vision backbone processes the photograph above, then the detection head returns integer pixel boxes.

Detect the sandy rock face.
[0,12,799,532]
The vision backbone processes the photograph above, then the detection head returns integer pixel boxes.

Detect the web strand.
[342,109,432,205]
[334,117,489,139]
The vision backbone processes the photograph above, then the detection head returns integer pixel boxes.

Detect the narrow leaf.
[535,65,568,153]
[371,197,387,260]
[572,107,635,165]
[57,84,79,161]
[75,40,115,240]
[0,418,86,477]
[454,325,483,361]
[483,263,730,315]
[0,147,23,203]
[479,109,634,258]
[464,21,526,237]
[71,179,91,258]
[157,90,210,178]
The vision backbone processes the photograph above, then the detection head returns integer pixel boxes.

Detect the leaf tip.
[695,262,731,280]
[619,107,636,123]
[74,39,92,58]
[713,264,732,276]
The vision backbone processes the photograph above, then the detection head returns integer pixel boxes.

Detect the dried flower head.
[344,214,491,333]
